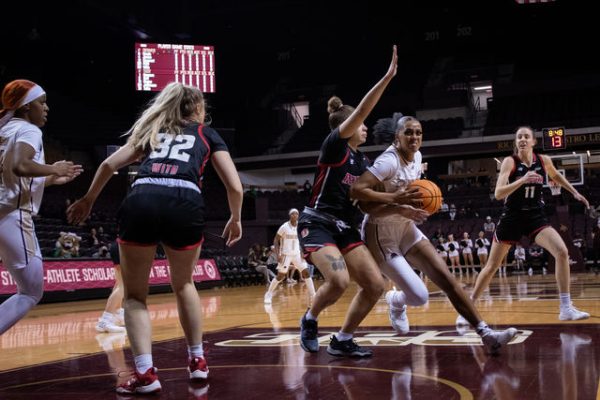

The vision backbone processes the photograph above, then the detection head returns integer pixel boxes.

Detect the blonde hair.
[126,82,204,151]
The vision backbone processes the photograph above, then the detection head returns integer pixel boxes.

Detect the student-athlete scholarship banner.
[0,258,221,294]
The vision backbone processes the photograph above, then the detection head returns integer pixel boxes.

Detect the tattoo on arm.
[325,255,347,271]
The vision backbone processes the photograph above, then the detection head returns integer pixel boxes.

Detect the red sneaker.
[188,357,209,380]
[116,367,162,394]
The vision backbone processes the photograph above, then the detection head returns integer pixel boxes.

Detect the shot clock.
[542,127,566,150]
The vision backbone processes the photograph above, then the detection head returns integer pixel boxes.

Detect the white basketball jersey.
[0,119,46,218]
[365,146,422,223]
[277,221,301,256]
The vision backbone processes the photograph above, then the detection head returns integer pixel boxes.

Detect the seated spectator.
[93,245,110,258]
[54,232,82,258]
[514,243,526,271]
[302,179,313,193]
[528,243,545,275]
[248,243,275,283]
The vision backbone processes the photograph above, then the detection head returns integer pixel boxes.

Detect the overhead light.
[473,85,492,91]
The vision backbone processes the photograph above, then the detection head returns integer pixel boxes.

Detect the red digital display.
[542,127,566,151]
[135,43,215,92]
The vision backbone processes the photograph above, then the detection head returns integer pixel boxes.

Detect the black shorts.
[297,212,363,263]
[117,184,205,250]
[494,209,550,244]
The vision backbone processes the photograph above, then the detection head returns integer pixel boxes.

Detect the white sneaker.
[96,318,126,333]
[528,268,533,276]
[481,327,518,355]
[559,306,590,321]
[385,291,409,334]
[264,293,272,304]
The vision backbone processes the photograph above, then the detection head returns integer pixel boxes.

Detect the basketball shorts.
[0,209,42,270]
[494,209,550,244]
[276,254,308,274]
[298,211,363,262]
[362,220,427,265]
[118,184,205,250]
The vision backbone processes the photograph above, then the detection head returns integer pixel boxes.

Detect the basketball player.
[68,82,243,394]
[351,115,517,353]
[264,208,316,304]
[0,79,82,335]
[95,240,126,333]
[298,46,421,358]
[457,126,589,326]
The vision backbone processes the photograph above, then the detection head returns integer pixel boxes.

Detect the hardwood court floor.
[0,272,599,399]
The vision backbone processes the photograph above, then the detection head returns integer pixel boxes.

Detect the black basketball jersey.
[504,153,547,212]
[308,128,370,224]
[136,124,228,189]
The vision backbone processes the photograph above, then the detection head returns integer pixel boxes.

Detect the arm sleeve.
[203,127,229,152]
[367,151,398,182]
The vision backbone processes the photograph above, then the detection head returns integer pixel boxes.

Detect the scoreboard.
[542,127,566,151]
[135,43,215,92]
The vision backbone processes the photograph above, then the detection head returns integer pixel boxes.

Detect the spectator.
[449,204,457,221]
[514,243,526,271]
[302,179,313,193]
[483,216,495,237]
[93,245,110,258]
[572,232,585,263]
[528,243,545,275]
[440,200,449,214]
[248,244,274,284]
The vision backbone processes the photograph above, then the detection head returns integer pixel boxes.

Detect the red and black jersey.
[308,128,370,224]
[136,124,228,189]
[504,153,547,212]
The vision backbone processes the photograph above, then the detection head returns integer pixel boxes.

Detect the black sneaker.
[327,335,373,357]
[300,312,319,353]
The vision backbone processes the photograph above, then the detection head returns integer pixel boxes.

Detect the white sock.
[305,310,317,321]
[475,321,492,337]
[266,278,281,296]
[305,277,316,297]
[134,354,153,374]
[335,331,353,341]
[188,344,204,358]
[559,293,571,309]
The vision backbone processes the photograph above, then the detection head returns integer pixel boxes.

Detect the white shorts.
[276,254,308,274]
[0,209,42,270]
[362,220,427,264]
[448,250,459,258]
[462,248,472,255]
[477,248,488,256]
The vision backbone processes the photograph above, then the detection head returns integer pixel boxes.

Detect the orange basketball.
[408,179,443,215]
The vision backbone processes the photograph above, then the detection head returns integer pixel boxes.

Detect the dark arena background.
[1,1,599,399]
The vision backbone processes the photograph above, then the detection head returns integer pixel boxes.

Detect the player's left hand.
[574,192,590,209]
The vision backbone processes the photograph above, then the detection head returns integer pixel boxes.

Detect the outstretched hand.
[385,45,398,79]
[574,192,590,209]
[66,197,93,225]
[222,217,242,247]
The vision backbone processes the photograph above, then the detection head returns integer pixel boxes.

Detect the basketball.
[408,179,443,214]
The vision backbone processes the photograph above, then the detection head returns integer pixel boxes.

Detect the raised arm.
[338,45,397,139]
[211,150,244,246]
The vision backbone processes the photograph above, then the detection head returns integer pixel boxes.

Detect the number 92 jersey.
[136,124,228,189]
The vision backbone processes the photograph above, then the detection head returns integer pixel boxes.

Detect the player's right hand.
[389,187,422,207]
